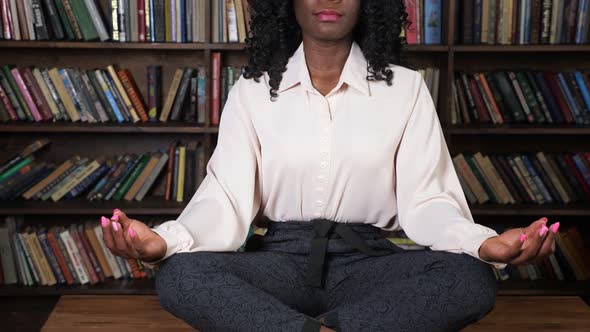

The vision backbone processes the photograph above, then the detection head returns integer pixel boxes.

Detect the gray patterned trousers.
[155,220,497,332]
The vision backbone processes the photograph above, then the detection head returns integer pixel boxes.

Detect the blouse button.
[320,161,327,169]
[316,200,324,206]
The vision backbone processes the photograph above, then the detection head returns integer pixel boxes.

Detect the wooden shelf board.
[0,41,210,50]
[0,279,156,296]
[446,125,590,135]
[452,44,590,52]
[497,280,590,296]
[0,279,587,296]
[470,204,590,216]
[0,197,185,215]
[0,123,218,134]
[0,41,449,52]
[1,200,587,216]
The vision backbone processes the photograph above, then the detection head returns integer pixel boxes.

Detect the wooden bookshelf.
[0,123,219,134]
[0,279,588,297]
[0,0,589,297]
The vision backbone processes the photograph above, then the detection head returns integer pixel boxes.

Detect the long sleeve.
[394,73,508,270]
[143,76,262,268]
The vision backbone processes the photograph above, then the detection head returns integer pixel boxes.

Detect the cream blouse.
[144,40,507,270]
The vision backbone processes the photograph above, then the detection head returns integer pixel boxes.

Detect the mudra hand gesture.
[100,209,167,263]
[478,217,559,265]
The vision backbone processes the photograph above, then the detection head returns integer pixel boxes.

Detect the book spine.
[61,0,83,40]
[66,163,109,199]
[77,224,105,282]
[211,52,220,125]
[44,0,65,39]
[197,66,206,124]
[84,0,109,41]
[47,229,75,285]
[135,152,168,201]
[94,69,124,122]
[147,65,160,122]
[59,229,89,284]
[11,68,42,121]
[112,153,150,200]
[37,231,64,284]
[93,225,122,279]
[84,224,113,278]
[68,225,99,284]
[57,68,88,122]
[118,69,148,122]
[80,71,110,122]
[53,228,78,284]
[138,0,146,42]
[22,67,53,121]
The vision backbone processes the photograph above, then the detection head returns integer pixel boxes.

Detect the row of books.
[452,151,590,205]
[490,224,590,281]
[0,0,208,43]
[211,0,250,43]
[451,71,590,125]
[417,67,441,108]
[0,59,242,125]
[403,0,443,45]
[0,63,158,123]
[0,216,159,286]
[0,138,208,203]
[458,0,590,45]
[163,139,207,202]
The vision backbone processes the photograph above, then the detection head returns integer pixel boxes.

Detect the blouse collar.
[277,40,371,97]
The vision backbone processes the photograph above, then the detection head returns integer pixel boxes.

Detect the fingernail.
[111,213,119,221]
[541,217,548,223]
[129,228,135,237]
[113,208,120,214]
[550,222,560,233]
[520,233,527,242]
[112,222,119,231]
[101,216,109,227]
[539,225,549,236]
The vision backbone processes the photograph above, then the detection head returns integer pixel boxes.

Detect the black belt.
[306,219,396,288]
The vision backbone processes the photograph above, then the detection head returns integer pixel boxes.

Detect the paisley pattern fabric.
[155,221,498,332]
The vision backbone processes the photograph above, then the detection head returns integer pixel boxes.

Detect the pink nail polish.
[111,213,119,221]
[520,233,527,242]
[113,208,120,214]
[129,228,135,237]
[539,225,548,236]
[112,222,119,231]
[101,216,109,227]
[550,222,560,233]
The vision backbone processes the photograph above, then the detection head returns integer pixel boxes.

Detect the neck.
[302,36,353,85]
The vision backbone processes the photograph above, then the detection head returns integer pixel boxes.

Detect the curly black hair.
[242,0,411,101]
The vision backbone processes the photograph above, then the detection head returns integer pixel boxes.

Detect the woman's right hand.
[101,209,167,263]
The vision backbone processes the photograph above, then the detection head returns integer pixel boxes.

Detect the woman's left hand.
[478,217,560,266]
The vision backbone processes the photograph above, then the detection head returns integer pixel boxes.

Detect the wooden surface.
[463,296,590,331]
[41,295,194,332]
[41,295,590,331]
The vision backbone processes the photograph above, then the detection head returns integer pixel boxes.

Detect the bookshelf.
[0,0,589,297]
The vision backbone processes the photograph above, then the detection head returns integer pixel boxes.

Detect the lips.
[314,9,342,22]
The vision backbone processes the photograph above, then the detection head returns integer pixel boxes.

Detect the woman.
[100,1,559,331]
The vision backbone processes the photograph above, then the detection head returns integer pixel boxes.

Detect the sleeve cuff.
[461,226,508,270]
[140,221,194,269]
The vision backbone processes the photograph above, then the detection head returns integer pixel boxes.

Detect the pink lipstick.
[315,9,342,22]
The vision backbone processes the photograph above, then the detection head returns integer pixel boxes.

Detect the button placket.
[314,97,333,218]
